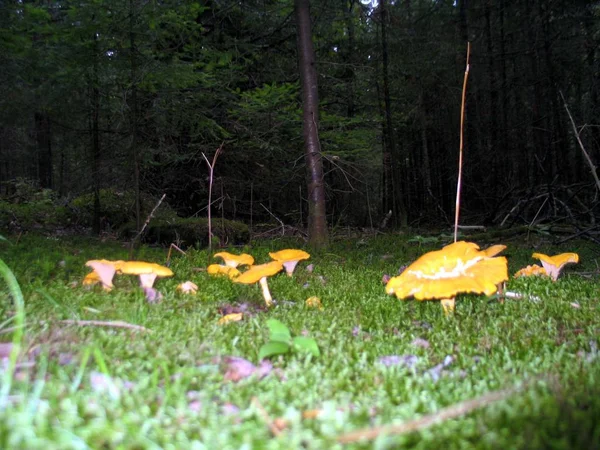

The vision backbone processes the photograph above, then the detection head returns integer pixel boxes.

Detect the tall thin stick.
[454,42,471,243]
[202,143,224,253]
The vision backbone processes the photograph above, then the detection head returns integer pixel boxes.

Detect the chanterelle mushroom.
[385,241,508,314]
[207,264,241,279]
[233,261,283,307]
[268,249,310,277]
[84,259,125,291]
[119,261,174,289]
[531,252,579,281]
[213,252,254,268]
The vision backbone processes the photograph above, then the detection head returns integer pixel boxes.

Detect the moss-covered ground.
[0,232,599,449]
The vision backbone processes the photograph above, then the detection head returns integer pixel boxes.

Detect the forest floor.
[0,231,599,449]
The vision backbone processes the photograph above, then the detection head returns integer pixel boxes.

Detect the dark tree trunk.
[380,0,407,227]
[130,0,141,231]
[484,4,499,194]
[295,0,328,248]
[34,111,52,189]
[91,31,101,234]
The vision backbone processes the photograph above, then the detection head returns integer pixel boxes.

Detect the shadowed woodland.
[1,0,599,244]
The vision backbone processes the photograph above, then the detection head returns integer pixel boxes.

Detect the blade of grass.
[0,258,26,407]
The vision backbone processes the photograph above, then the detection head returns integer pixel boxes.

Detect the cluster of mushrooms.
[84,241,578,313]
[385,241,579,314]
[84,249,310,306]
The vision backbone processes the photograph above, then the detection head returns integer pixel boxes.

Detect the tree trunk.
[91,31,101,234]
[130,0,141,231]
[380,0,407,227]
[295,0,328,248]
[34,111,52,189]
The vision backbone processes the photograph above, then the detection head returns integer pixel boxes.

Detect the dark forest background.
[1,0,599,244]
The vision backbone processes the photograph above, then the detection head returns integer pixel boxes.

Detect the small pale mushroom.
[176,281,198,294]
[84,260,125,291]
[385,241,508,314]
[233,261,283,307]
[531,252,579,281]
[213,252,254,268]
[207,264,241,279]
[269,249,310,277]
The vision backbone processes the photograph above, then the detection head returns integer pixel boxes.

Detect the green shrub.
[0,201,70,232]
[134,216,250,246]
[69,189,178,230]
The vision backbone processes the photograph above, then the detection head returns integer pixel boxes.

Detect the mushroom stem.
[139,273,158,289]
[440,298,455,315]
[259,277,274,307]
[282,261,298,277]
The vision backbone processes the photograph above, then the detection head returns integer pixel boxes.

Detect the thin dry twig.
[166,243,186,265]
[454,42,471,243]
[337,382,529,444]
[52,320,151,333]
[202,143,224,253]
[260,203,285,236]
[129,193,166,258]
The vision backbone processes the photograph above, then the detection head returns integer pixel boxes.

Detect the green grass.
[0,232,599,449]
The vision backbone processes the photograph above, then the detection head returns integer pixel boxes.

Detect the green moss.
[0,201,70,231]
[139,216,250,246]
[69,189,178,230]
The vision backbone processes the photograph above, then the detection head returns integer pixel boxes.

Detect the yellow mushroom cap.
[531,252,579,281]
[514,264,547,278]
[269,249,310,276]
[119,261,174,277]
[269,249,310,263]
[207,264,241,279]
[385,241,508,300]
[233,261,283,284]
[85,259,125,271]
[82,271,102,286]
[213,252,254,268]
[532,252,579,267]
[482,244,507,258]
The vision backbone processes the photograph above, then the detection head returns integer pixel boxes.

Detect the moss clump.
[136,217,250,247]
[69,189,178,230]
[0,200,70,232]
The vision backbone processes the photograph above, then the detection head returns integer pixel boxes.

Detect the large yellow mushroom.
[385,241,508,314]
[233,261,283,307]
[119,261,174,289]
[269,249,310,277]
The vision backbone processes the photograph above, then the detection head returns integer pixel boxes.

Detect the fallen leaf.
[305,296,323,310]
[218,313,243,325]
[378,354,419,370]
[222,356,272,382]
[0,343,14,358]
[89,371,134,400]
[410,338,431,349]
[426,355,454,381]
